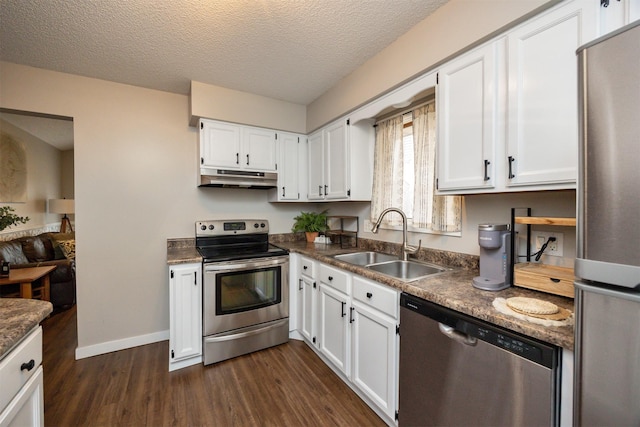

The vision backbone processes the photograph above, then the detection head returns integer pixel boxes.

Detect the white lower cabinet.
[318,284,350,376]
[0,327,44,427]
[169,263,202,372]
[293,254,399,425]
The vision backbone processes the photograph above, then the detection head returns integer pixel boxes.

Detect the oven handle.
[204,318,289,343]
[203,256,289,272]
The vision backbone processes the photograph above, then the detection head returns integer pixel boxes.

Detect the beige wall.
[307,0,557,131]
[61,149,74,199]
[190,81,307,133]
[0,62,319,355]
[0,118,63,236]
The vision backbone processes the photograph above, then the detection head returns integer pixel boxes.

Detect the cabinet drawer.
[319,264,349,294]
[0,326,42,412]
[353,276,399,318]
[300,257,315,278]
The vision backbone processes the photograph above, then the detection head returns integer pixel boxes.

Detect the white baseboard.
[75,329,169,360]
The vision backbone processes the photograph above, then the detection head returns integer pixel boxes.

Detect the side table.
[0,265,57,301]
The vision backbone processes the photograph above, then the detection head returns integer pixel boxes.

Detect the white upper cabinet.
[307,130,325,200]
[242,127,278,171]
[596,0,640,36]
[505,1,595,188]
[269,132,306,202]
[436,0,597,194]
[200,119,277,172]
[306,118,374,201]
[437,41,501,191]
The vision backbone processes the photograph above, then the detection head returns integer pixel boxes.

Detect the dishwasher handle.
[438,323,478,347]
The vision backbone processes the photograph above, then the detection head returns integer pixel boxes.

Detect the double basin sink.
[333,251,450,282]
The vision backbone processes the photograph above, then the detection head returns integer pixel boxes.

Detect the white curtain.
[412,104,462,232]
[370,115,404,226]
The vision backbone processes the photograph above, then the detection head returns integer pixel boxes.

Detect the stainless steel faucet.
[371,207,421,261]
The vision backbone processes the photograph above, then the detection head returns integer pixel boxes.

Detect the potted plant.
[292,210,328,243]
[0,206,29,232]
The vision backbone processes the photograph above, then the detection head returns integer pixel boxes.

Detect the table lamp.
[48,198,74,233]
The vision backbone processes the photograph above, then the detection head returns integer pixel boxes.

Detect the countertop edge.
[0,299,53,360]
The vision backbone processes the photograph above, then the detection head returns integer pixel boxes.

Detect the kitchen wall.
[325,189,577,268]
[0,0,565,357]
[0,118,65,238]
[0,62,322,357]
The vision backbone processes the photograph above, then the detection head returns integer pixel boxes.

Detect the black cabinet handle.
[21,359,35,372]
[246,154,250,165]
[194,272,197,285]
[303,265,308,270]
[328,276,333,281]
[484,159,490,181]
[236,153,239,164]
[349,307,355,324]
[282,186,285,197]
[366,292,373,299]
[318,185,322,196]
[324,185,328,195]
[341,301,346,317]
[313,281,316,289]
[508,156,515,179]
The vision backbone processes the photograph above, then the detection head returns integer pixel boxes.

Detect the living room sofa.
[0,232,76,309]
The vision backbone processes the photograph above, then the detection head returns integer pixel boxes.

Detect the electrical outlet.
[532,231,564,257]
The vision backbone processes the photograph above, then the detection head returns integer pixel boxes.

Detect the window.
[371,101,461,233]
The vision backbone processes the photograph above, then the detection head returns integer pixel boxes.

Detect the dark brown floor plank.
[41,306,386,426]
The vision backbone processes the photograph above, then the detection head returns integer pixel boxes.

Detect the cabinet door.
[324,120,349,199]
[318,284,350,376]
[278,132,301,200]
[506,3,587,187]
[437,42,500,191]
[307,130,325,200]
[300,275,317,345]
[169,264,202,365]
[0,367,43,427]
[243,127,277,171]
[351,302,398,420]
[596,0,640,37]
[200,120,242,169]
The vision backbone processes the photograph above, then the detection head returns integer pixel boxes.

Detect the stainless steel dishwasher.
[399,293,559,426]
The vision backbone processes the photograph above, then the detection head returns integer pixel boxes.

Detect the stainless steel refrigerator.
[574,21,640,426]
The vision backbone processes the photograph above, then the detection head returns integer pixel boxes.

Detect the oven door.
[203,255,289,336]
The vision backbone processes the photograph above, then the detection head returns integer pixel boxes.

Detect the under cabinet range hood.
[199,168,278,189]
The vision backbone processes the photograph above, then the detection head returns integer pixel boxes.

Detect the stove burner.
[196,219,288,263]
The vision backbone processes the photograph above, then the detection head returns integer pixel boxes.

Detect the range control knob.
[200,225,206,231]
[254,223,259,228]
[208,225,215,230]
[260,223,266,228]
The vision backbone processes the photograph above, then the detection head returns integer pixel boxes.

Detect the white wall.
[0,118,63,236]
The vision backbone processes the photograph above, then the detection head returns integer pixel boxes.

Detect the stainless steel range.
[196,219,289,365]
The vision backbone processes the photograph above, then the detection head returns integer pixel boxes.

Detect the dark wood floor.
[41,307,385,426]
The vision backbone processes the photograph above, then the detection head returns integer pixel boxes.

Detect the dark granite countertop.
[166,238,201,265]
[277,241,575,350]
[0,299,53,360]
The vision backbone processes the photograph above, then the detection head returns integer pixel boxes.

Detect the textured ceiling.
[0,0,449,106]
